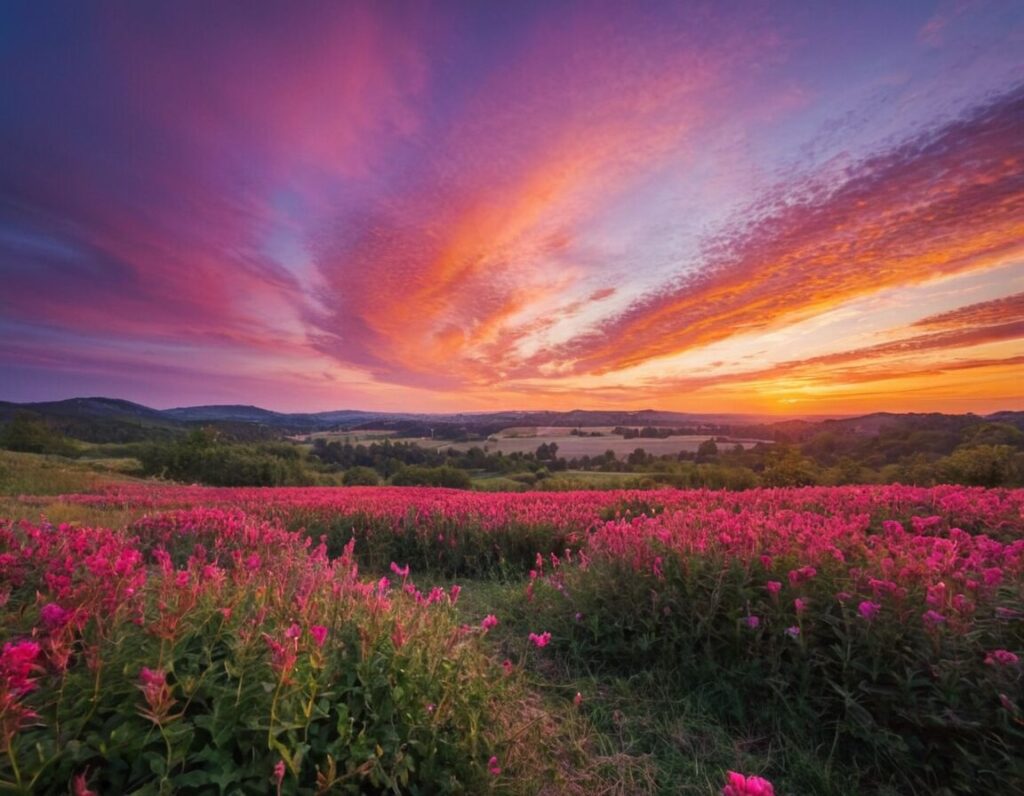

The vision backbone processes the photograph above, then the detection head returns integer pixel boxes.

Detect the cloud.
[526,85,1024,377]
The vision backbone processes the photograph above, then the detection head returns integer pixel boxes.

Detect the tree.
[0,412,76,455]
[941,445,1019,487]
[342,466,380,486]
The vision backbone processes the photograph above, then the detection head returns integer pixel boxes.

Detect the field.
[2,477,1022,794]
[438,428,766,459]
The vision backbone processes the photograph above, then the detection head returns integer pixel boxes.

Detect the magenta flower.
[786,626,801,639]
[449,584,462,604]
[765,581,782,597]
[922,610,946,629]
[390,561,410,578]
[1,641,41,694]
[273,759,286,784]
[722,770,775,796]
[984,649,1019,666]
[744,615,760,630]
[528,631,551,648]
[40,602,69,629]
[574,691,583,707]
[488,755,501,776]
[858,601,881,620]
[310,625,328,647]
[794,597,808,615]
[481,614,499,631]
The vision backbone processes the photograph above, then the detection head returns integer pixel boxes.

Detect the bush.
[390,466,472,489]
[342,466,380,486]
[0,512,527,793]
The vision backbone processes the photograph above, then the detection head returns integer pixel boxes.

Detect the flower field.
[2,485,1023,793]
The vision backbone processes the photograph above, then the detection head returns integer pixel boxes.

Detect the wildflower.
[858,601,881,621]
[244,553,261,571]
[652,556,664,578]
[722,771,775,796]
[786,626,801,639]
[284,622,302,640]
[922,610,946,629]
[787,566,816,586]
[426,702,436,714]
[390,561,410,579]
[72,772,97,796]
[743,615,760,630]
[449,584,462,604]
[794,598,808,615]
[377,576,389,596]
[575,611,583,623]
[273,759,286,785]
[138,667,175,723]
[502,659,514,675]
[1,641,41,693]
[926,582,947,609]
[481,614,499,631]
[985,649,1019,666]
[835,591,852,603]
[40,603,69,629]
[765,581,782,597]
[488,755,501,776]
[574,691,583,707]
[310,625,328,647]
[528,631,551,648]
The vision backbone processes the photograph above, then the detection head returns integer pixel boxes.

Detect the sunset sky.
[1,1,1022,414]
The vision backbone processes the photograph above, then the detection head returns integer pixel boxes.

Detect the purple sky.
[2,1,1023,413]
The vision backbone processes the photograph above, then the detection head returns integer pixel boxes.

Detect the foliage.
[0,512,527,794]
[0,413,78,457]
[525,496,1024,794]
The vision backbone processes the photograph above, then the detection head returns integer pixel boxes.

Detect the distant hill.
[0,396,1020,444]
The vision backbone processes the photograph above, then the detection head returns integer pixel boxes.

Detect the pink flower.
[836,591,852,603]
[310,625,328,647]
[922,610,946,629]
[744,615,760,630]
[785,626,801,639]
[390,561,410,578]
[926,582,947,609]
[449,584,462,604]
[72,772,97,796]
[528,631,551,648]
[502,659,514,675]
[573,691,583,707]
[481,614,499,631]
[765,581,782,597]
[794,598,808,615]
[1,640,41,693]
[40,603,69,629]
[284,623,302,640]
[488,755,501,776]
[858,601,881,621]
[722,770,775,796]
[985,649,1019,666]
[273,759,286,784]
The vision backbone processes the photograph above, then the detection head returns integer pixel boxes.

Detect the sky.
[1,0,1022,415]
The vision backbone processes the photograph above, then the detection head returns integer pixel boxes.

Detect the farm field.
[437,432,766,459]
[2,481,1022,794]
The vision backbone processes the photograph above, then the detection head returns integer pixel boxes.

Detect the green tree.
[343,466,380,486]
